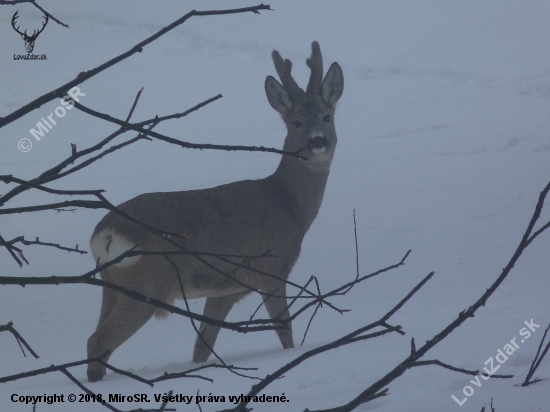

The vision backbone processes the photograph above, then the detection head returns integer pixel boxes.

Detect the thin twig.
[196,390,203,412]
[0,199,105,215]
[134,94,223,126]
[0,174,104,196]
[300,302,321,346]
[0,0,70,27]
[2,236,87,255]
[59,368,121,412]
[0,322,39,358]
[125,87,144,122]
[522,322,550,386]
[166,255,259,380]
[340,209,360,295]
[30,1,69,27]
[248,287,278,323]
[72,100,306,159]
[148,363,257,385]
[409,359,512,379]
[158,390,174,412]
[0,232,23,267]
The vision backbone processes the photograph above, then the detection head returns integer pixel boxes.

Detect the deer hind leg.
[86,273,119,382]
[192,291,251,363]
[87,260,176,383]
[87,293,165,382]
[96,278,118,327]
[87,254,178,382]
[262,278,294,349]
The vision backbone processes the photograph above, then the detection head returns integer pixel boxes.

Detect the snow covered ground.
[1,1,549,411]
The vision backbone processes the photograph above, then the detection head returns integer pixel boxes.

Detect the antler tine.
[38,14,49,34]
[306,41,323,95]
[272,50,305,101]
[31,15,48,38]
[11,11,25,36]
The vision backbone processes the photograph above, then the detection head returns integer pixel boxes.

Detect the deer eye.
[323,115,331,123]
[293,121,303,129]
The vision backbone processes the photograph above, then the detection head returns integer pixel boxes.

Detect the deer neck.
[270,153,331,232]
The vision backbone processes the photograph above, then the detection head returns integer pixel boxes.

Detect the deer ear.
[265,76,292,115]
[321,62,344,106]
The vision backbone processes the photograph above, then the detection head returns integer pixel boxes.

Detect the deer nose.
[308,135,329,154]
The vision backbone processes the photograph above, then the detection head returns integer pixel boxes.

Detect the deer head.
[265,41,344,172]
[11,11,49,54]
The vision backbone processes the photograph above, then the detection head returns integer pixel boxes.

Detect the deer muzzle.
[308,136,329,154]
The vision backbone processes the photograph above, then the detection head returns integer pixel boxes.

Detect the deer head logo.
[11,11,49,54]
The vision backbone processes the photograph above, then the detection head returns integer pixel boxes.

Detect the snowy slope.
[1,1,550,411]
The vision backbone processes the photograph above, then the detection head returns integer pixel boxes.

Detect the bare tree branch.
[409,359,512,379]
[0,199,105,215]
[0,4,271,128]
[0,94,221,208]
[0,0,36,4]
[125,87,144,122]
[225,272,435,412]
[0,356,101,384]
[134,93,223,126]
[0,271,286,332]
[71,100,306,159]
[309,179,550,412]
[1,236,87,255]
[58,367,121,412]
[522,322,550,386]
[30,1,70,27]
[158,390,175,412]
[0,232,24,267]
[0,248,411,332]
[0,0,69,28]
[0,175,104,196]
[166,255,260,380]
[0,321,39,358]
[0,352,254,397]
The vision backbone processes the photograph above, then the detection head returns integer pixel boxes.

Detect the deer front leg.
[192,291,250,363]
[262,279,294,349]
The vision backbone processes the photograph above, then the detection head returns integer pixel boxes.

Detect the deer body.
[87,42,343,382]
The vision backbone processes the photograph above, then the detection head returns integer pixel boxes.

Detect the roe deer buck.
[87,41,343,382]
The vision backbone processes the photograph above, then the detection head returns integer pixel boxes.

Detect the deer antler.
[11,12,48,40]
[271,50,305,101]
[31,14,49,39]
[306,41,323,96]
[11,11,25,36]
[271,41,325,100]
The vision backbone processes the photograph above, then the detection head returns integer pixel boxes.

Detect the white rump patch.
[90,229,141,268]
